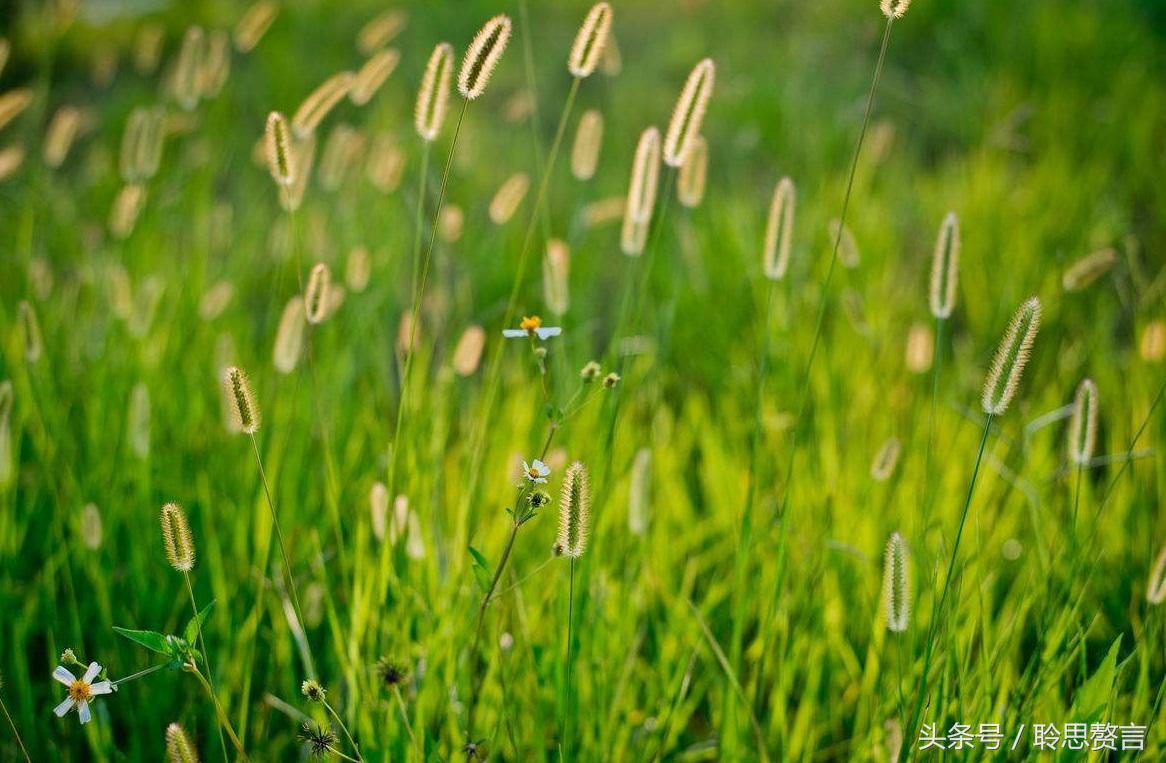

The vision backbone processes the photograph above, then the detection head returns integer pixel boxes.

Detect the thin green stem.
[0,696,31,763]
[248,431,316,678]
[562,557,577,761]
[905,412,993,759]
[324,699,362,761]
[111,662,169,685]
[185,572,229,763]
[190,665,249,761]
[393,685,422,761]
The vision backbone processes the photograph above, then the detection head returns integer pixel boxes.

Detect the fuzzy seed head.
[677,135,708,209]
[304,263,331,324]
[0,88,33,132]
[160,502,196,572]
[763,177,795,280]
[1067,378,1098,467]
[292,72,355,139]
[234,1,279,53]
[880,0,911,19]
[44,106,82,168]
[110,183,148,240]
[280,134,317,212]
[981,297,1041,416]
[264,111,295,187]
[172,26,205,111]
[357,9,409,54]
[1149,543,1166,605]
[568,3,613,79]
[1062,248,1118,292]
[18,300,42,363]
[415,43,454,141]
[458,15,512,100]
[199,30,231,99]
[489,172,530,225]
[883,532,910,632]
[629,448,652,536]
[81,503,103,549]
[543,239,570,316]
[351,48,400,106]
[663,58,715,168]
[120,106,165,183]
[166,722,199,763]
[557,462,591,558]
[905,322,934,374]
[1141,320,1166,362]
[929,211,960,319]
[273,297,306,374]
[829,218,861,269]
[571,109,604,181]
[223,366,260,433]
[452,326,486,376]
[870,437,901,482]
[621,126,661,256]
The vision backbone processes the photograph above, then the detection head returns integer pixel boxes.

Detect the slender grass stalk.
[392,685,422,760]
[323,699,362,761]
[562,557,577,760]
[189,664,249,760]
[184,571,230,762]
[0,687,31,763]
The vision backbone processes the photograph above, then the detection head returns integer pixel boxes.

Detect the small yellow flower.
[520,315,542,332]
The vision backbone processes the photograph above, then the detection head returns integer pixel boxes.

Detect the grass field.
[2,0,1166,759]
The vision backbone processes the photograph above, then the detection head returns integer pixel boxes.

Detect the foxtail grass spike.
[44,106,82,168]
[0,89,32,132]
[234,1,279,53]
[677,135,707,208]
[1142,320,1166,362]
[1062,248,1117,292]
[223,366,261,434]
[304,263,331,324]
[568,3,613,79]
[264,111,295,187]
[629,448,652,536]
[620,126,661,256]
[1067,378,1098,467]
[571,109,604,180]
[357,9,408,54]
[160,503,196,573]
[489,172,530,224]
[1149,543,1166,605]
[663,58,715,168]
[172,27,205,111]
[199,30,231,98]
[543,239,570,316]
[763,176,795,280]
[557,462,591,558]
[281,135,316,211]
[982,297,1041,416]
[870,437,901,482]
[458,15,512,100]
[883,531,910,632]
[350,48,400,106]
[166,722,200,763]
[905,322,934,373]
[18,301,42,363]
[292,72,355,138]
[273,297,306,373]
[929,211,960,319]
[416,43,454,141]
[452,326,486,376]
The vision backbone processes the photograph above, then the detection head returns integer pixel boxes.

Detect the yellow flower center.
[68,680,92,703]
[520,315,542,332]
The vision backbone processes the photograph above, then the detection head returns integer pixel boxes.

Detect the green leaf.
[1070,634,1122,724]
[113,627,171,655]
[468,546,490,570]
[468,546,492,593]
[183,601,215,645]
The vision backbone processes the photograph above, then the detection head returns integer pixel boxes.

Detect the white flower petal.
[78,701,91,724]
[53,666,76,686]
[53,697,75,717]
[89,681,113,696]
[502,329,527,338]
[82,662,102,683]
[536,327,562,339]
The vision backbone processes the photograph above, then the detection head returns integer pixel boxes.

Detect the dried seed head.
[18,300,42,363]
[982,297,1041,416]
[621,127,661,256]
[883,532,910,632]
[1149,543,1166,605]
[543,239,570,316]
[0,88,33,132]
[357,9,408,54]
[489,172,530,224]
[452,325,486,376]
[223,366,260,433]
[172,26,205,111]
[44,106,82,168]
[458,15,512,100]
[1067,378,1098,467]
[416,43,454,141]
[763,177,795,280]
[870,437,901,482]
[367,133,405,192]
[351,48,400,106]
[264,112,294,187]
[905,322,934,374]
[304,263,331,324]
[629,448,652,536]
[273,297,306,373]
[1062,248,1117,292]
[120,106,165,183]
[929,212,960,319]
[568,3,613,79]
[234,1,279,53]
[128,382,151,460]
[1141,320,1166,362]
[677,135,707,208]
[166,722,199,763]
[880,0,911,19]
[663,58,715,168]
[292,72,355,138]
[828,219,861,269]
[570,109,604,181]
[160,502,196,573]
[110,183,147,240]
[557,462,591,558]
[199,30,231,98]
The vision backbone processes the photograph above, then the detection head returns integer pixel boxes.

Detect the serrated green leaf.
[113,627,171,655]
[183,601,215,644]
